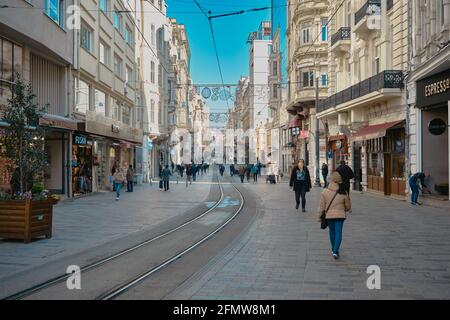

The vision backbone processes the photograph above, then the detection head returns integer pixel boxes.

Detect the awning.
[329,134,346,141]
[39,113,78,131]
[351,120,404,142]
[288,116,301,129]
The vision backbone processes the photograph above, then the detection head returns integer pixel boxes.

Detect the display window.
[72,135,93,197]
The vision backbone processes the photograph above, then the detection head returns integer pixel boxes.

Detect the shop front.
[71,133,93,197]
[80,111,143,191]
[352,120,406,197]
[328,134,348,171]
[415,69,450,198]
[39,113,78,197]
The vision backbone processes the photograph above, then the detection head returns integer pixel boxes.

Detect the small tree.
[0,76,47,195]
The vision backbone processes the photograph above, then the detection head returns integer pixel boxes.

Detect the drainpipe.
[404,0,413,196]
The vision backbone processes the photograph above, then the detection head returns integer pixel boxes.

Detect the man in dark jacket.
[161,165,172,191]
[321,163,329,188]
[336,160,354,194]
[289,159,312,212]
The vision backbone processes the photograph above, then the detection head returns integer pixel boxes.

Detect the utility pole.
[314,76,320,187]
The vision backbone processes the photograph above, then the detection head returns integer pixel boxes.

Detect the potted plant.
[0,76,52,243]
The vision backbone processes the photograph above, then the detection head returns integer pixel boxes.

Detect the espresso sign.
[428,118,447,136]
[417,69,450,109]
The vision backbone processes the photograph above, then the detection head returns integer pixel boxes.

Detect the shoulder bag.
[320,190,339,230]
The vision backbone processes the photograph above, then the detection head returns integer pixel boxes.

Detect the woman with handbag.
[289,159,312,212]
[317,171,351,259]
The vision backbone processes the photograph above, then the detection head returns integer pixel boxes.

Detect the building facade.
[407,0,450,203]
[317,0,408,197]
[73,0,142,197]
[286,0,329,183]
[0,0,77,197]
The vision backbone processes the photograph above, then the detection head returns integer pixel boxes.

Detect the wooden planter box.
[0,199,53,243]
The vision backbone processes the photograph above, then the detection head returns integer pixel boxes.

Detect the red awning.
[288,116,301,129]
[329,134,346,141]
[351,120,404,142]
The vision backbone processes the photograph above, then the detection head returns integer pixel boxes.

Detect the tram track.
[4,172,246,300]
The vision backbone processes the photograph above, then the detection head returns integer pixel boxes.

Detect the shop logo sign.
[112,124,120,133]
[73,134,87,145]
[428,118,447,136]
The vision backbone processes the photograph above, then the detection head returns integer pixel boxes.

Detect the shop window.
[392,153,405,179]
[368,153,382,176]
[95,89,106,116]
[0,38,22,97]
[75,79,89,114]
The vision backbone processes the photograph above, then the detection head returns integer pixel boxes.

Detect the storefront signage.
[428,118,447,135]
[112,124,120,133]
[73,134,87,145]
[417,70,450,109]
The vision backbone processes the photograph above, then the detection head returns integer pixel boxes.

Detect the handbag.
[320,190,339,230]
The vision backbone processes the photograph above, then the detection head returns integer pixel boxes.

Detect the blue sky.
[167,0,271,89]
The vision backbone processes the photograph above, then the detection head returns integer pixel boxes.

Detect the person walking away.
[251,164,258,182]
[336,160,354,195]
[219,164,225,177]
[409,172,428,205]
[171,162,175,174]
[289,159,312,212]
[321,163,329,188]
[230,164,235,177]
[246,164,251,182]
[162,165,172,191]
[126,165,134,192]
[317,171,351,259]
[113,167,125,201]
[192,163,197,181]
[186,164,193,187]
[239,165,245,183]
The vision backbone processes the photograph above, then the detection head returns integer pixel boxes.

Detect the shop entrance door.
[384,153,392,195]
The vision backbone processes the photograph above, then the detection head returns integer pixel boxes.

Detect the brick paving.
[167,178,450,300]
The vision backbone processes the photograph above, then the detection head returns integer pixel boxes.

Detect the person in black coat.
[289,159,312,212]
[321,163,329,188]
[336,160,354,195]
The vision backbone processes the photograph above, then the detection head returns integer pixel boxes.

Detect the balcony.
[354,0,381,37]
[330,27,351,55]
[317,70,404,114]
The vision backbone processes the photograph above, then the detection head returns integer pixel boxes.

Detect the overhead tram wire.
[193,0,229,109]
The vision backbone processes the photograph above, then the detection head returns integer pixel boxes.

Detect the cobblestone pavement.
[0,173,213,281]
[167,178,450,300]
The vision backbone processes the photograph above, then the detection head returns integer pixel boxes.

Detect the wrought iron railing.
[355,0,381,26]
[316,70,404,113]
[331,27,351,47]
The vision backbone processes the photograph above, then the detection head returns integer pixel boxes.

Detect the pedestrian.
[126,165,134,192]
[336,160,354,195]
[158,164,163,190]
[230,164,235,177]
[317,171,351,260]
[246,164,251,182]
[239,165,245,183]
[289,159,312,212]
[409,172,428,205]
[171,162,175,174]
[186,164,193,187]
[219,164,225,177]
[192,163,197,181]
[162,165,172,191]
[113,167,125,201]
[321,163,329,188]
[111,161,118,191]
[251,164,258,182]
